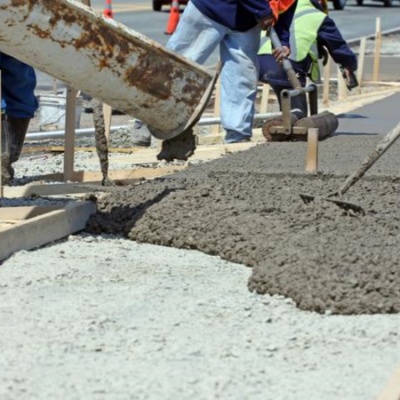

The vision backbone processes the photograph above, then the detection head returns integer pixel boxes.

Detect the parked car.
[329,0,347,10]
[153,0,188,11]
[356,0,398,6]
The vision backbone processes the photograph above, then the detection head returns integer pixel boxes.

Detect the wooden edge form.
[377,368,400,400]
[0,200,96,262]
[0,205,65,221]
[2,165,187,197]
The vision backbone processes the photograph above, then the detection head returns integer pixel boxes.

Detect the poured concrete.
[87,94,400,315]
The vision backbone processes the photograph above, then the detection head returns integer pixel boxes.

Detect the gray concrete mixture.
[2,55,400,399]
[86,138,400,315]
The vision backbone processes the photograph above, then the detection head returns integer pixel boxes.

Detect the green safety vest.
[259,0,326,83]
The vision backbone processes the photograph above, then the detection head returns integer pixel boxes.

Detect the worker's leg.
[132,1,227,147]
[219,24,261,143]
[0,53,38,171]
[166,1,226,64]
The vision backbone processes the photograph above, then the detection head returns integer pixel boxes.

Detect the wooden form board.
[2,165,187,197]
[377,368,400,400]
[0,200,96,261]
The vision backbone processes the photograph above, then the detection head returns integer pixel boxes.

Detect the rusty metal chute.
[0,0,216,139]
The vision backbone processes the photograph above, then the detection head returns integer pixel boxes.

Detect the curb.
[347,26,400,47]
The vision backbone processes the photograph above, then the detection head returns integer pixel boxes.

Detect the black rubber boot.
[157,127,196,162]
[7,116,31,164]
[1,114,12,184]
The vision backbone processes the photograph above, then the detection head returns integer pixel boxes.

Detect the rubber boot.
[7,116,31,164]
[1,114,12,184]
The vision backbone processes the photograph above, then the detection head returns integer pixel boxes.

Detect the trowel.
[300,120,400,214]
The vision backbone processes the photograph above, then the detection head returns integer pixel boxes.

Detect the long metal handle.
[269,27,302,90]
[338,121,400,196]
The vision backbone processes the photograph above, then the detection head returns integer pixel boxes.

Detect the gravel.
[1,235,399,400]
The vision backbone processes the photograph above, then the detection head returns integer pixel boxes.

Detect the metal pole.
[25,113,283,141]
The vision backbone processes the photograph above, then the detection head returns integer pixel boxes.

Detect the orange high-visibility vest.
[269,0,296,20]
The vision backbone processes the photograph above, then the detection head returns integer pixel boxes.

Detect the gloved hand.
[340,66,359,91]
[320,46,329,66]
[272,46,291,63]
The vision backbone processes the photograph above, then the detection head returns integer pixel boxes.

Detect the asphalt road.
[108,0,400,43]
[37,0,400,88]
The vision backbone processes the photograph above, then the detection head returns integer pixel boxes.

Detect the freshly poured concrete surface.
[2,93,400,398]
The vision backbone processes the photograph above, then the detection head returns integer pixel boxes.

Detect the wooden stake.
[337,65,347,102]
[212,77,221,134]
[322,55,331,107]
[377,368,400,400]
[259,84,270,113]
[63,86,77,181]
[305,128,318,172]
[103,103,112,141]
[357,37,366,94]
[373,17,382,82]
[63,0,91,181]
[52,78,58,95]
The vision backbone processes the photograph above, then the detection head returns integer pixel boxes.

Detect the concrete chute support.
[0,0,216,140]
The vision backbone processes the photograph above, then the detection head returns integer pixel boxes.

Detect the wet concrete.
[86,93,400,315]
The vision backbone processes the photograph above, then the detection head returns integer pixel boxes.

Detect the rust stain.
[125,53,174,101]
[5,0,211,105]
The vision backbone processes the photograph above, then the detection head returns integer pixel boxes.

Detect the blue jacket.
[191,0,274,32]
[318,17,357,72]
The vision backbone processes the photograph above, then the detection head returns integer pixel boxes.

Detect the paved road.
[37,0,400,88]
[106,0,400,43]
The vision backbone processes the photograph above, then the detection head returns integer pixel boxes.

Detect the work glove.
[340,66,359,91]
[272,46,291,63]
[320,46,329,66]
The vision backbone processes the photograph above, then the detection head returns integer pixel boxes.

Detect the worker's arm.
[272,1,296,48]
[317,17,358,72]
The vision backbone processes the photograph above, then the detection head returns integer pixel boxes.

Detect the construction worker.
[258,0,358,116]
[165,0,285,144]
[132,0,295,150]
[0,53,38,183]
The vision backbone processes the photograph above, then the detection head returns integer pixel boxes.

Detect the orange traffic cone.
[164,0,180,35]
[103,0,113,18]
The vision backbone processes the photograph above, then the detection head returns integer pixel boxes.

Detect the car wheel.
[153,0,162,11]
[332,0,347,9]
[356,0,363,5]
[383,0,393,6]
